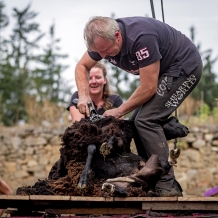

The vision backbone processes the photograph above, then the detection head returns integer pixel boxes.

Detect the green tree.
[0,1,9,51]
[0,3,71,126]
[0,3,44,125]
[0,1,9,43]
[190,26,218,110]
[32,23,71,104]
[0,1,14,125]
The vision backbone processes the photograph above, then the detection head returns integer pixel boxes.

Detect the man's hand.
[75,51,98,117]
[103,108,122,119]
[78,96,92,117]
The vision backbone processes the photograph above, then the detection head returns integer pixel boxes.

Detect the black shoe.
[162,116,189,140]
[155,180,183,197]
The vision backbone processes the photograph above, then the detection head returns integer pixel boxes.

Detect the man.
[75,16,202,197]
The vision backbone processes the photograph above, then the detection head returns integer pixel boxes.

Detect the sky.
[3,0,218,90]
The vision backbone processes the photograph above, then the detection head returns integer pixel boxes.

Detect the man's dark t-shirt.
[88,17,201,77]
[67,91,123,115]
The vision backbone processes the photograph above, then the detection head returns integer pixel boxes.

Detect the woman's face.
[89,67,106,95]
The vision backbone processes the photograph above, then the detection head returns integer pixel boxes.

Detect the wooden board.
[1,195,218,215]
[49,207,144,215]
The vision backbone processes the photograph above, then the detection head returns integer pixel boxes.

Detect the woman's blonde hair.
[92,62,114,110]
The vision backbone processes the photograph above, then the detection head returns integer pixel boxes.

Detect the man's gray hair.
[84,16,120,51]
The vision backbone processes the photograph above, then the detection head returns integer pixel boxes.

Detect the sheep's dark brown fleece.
[16,116,166,197]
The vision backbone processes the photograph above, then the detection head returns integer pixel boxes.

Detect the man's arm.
[75,51,97,116]
[103,60,160,118]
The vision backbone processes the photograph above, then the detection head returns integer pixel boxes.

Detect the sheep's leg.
[101,182,128,197]
[100,136,117,159]
[77,144,96,189]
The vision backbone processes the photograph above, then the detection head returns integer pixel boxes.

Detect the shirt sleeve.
[66,91,79,111]
[133,34,162,68]
[109,95,123,108]
[88,51,103,61]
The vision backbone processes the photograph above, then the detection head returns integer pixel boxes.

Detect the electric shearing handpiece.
[72,98,103,122]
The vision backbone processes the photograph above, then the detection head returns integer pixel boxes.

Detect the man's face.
[91,31,122,58]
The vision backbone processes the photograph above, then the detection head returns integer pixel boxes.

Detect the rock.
[192,139,206,149]
[212,140,218,146]
[180,149,202,168]
[187,169,198,181]
[211,147,218,152]
[204,133,214,142]
[11,136,22,150]
[25,136,47,146]
[6,162,17,173]
[184,134,196,143]
[14,170,29,178]
[201,128,209,134]
[49,135,61,146]
[27,160,38,167]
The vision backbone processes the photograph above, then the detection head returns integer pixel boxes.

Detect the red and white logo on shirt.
[135,47,150,61]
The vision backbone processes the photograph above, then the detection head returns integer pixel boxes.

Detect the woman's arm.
[67,91,86,123]
[69,106,85,123]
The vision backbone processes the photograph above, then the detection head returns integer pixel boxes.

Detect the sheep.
[16,116,170,197]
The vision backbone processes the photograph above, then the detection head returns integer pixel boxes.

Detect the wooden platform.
[1,195,218,216]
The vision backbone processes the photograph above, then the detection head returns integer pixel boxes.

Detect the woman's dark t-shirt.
[67,91,123,115]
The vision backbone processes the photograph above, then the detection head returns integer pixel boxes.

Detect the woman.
[67,62,123,122]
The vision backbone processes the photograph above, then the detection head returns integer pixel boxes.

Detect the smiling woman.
[67,61,123,123]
